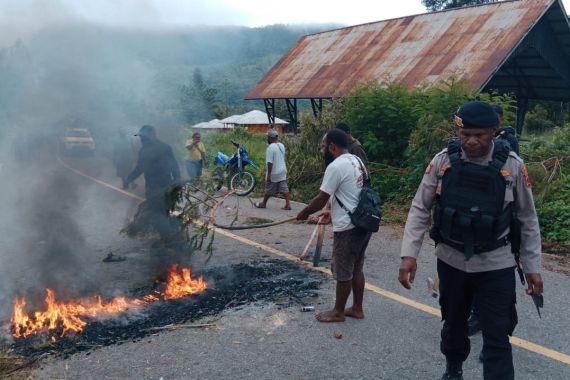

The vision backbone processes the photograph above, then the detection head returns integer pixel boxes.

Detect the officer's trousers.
[438,259,518,380]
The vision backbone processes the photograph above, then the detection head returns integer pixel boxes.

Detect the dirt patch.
[543,253,570,277]
[542,241,570,258]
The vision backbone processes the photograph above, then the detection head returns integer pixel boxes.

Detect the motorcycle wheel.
[212,167,224,191]
[229,170,256,196]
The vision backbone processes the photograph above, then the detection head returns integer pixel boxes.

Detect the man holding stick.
[297,128,372,322]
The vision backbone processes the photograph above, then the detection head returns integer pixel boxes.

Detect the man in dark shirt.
[126,125,180,196]
[492,105,519,156]
[125,125,182,243]
[336,122,369,168]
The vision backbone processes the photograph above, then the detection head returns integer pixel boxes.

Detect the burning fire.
[10,265,207,340]
[163,264,207,300]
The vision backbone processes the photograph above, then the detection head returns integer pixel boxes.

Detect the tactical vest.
[431,139,512,259]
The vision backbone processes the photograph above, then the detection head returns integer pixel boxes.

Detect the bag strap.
[335,194,351,214]
[334,155,368,214]
[352,155,371,185]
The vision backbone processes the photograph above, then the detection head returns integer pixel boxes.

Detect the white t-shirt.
[266,142,287,182]
[320,153,365,232]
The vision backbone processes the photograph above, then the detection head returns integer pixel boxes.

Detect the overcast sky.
[1,0,570,45]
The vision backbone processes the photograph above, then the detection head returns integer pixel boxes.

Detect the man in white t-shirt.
[254,129,291,210]
[297,128,372,323]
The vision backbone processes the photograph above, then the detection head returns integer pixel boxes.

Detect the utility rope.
[213,216,298,230]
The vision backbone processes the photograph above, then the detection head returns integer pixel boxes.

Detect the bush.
[286,108,339,202]
[537,177,570,244]
[524,105,557,135]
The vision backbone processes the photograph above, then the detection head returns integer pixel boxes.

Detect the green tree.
[178,68,218,124]
[422,0,498,11]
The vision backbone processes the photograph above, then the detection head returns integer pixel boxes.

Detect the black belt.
[442,236,510,254]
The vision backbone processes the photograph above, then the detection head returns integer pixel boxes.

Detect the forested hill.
[0,24,335,147]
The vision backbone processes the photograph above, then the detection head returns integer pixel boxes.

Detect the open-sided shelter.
[245,0,570,133]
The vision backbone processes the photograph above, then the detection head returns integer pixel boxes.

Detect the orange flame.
[10,265,207,340]
[163,264,207,300]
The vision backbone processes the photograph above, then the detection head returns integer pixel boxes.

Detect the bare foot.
[344,307,364,319]
[315,310,345,323]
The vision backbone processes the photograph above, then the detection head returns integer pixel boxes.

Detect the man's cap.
[267,129,278,138]
[134,125,156,138]
[454,101,500,129]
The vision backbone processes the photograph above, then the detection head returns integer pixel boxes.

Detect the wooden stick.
[299,219,321,260]
[185,181,218,202]
[313,223,326,267]
[208,189,237,223]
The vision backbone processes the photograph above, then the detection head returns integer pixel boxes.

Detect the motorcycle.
[212,140,258,196]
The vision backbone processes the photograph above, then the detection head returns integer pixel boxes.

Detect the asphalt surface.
[2,152,569,380]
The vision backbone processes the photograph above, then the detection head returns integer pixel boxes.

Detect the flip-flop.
[254,202,266,209]
[282,206,292,210]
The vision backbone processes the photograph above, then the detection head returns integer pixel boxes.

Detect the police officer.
[125,125,181,242]
[398,101,543,380]
[492,104,520,155]
[468,104,520,338]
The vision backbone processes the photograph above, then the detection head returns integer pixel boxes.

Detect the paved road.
[4,153,569,379]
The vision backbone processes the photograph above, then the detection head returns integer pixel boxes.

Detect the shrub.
[524,105,557,135]
[537,177,570,244]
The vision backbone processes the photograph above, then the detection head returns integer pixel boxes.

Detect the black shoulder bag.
[335,156,382,233]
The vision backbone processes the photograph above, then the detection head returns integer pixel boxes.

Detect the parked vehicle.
[212,141,257,196]
[62,128,95,154]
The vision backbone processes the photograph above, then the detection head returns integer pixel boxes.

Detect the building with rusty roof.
[246,0,570,132]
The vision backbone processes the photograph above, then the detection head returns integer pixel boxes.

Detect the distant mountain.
[0,24,337,147]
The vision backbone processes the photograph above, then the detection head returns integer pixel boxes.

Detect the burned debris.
[8,260,323,359]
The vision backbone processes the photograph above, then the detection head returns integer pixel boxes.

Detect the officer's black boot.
[440,361,464,380]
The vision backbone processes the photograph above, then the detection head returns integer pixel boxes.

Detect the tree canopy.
[422,0,499,11]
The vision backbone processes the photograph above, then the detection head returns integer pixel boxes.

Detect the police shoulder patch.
[521,164,532,188]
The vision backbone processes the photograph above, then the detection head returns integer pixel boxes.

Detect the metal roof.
[220,110,288,125]
[191,119,231,130]
[245,0,570,101]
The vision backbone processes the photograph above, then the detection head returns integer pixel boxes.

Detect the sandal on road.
[281,206,292,210]
[254,202,266,209]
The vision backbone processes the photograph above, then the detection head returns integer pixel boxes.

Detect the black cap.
[454,101,500,129]
[134,125,156,138]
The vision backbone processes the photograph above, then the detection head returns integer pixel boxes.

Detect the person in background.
[492,105,520,156]
[185,132,206,179]
[125,125,182,243]
[336,122,369,168]
[254,129,291,210]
